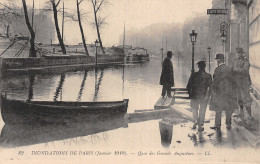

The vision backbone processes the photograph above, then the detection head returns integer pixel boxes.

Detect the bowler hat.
[236,47,245,53]
[215,54,224,60]
[167,51,173,57]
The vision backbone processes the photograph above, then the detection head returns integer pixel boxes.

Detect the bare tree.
[0,1,22,37]
[89,0,109,55]
[77,0,89,56]
[50,0,66,54]
[22,0,36,57]
[62,0,90,56]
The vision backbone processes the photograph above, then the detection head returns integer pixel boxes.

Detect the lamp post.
[95,39,99,67]
[161,48,164,65]
[177,51,180,67]
[220,31,227,63]
[189,30,197,73]
[207,46,211,73]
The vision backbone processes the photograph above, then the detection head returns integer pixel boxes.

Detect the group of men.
[160,48,252,132]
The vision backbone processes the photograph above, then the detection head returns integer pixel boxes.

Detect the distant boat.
[1,94,129,124]
[124,47,150,63]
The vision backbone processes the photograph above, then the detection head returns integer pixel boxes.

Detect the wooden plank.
[171,88,187,91]
[174,91,188,95]
[154,96,175,110]
[173,96,190,99]
[134,109,154,113]
[171,105,193,121]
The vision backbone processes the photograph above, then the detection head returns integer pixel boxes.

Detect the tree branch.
[56,0,61,7]
[64,12,78,21]
[96,0,104,12]
[78,0,83,5]
[0,3,12,10]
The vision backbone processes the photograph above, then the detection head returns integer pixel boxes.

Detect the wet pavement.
[1,58,260,163]
[1,99,260,163]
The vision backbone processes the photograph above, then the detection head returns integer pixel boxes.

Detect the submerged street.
[1,0,260,163]
[0,57,259,163]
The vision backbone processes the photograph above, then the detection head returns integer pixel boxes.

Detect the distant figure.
[187,60,212,132]
[160,51,174,98]
[210,54,238,130]
[232,47,252,119]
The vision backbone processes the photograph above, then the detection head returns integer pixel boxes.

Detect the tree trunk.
[22,0,36,57]
[77,0,89,56]
[51,1,66,54]
[93,9,105,54]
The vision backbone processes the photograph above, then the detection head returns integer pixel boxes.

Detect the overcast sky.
[23,0,212,46]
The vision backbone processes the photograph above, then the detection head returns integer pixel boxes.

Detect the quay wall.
[0,54,125,70]
[249,0,260,134]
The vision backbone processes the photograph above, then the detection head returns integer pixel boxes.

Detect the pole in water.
[96,46,98,67]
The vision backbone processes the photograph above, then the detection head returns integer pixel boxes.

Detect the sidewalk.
[167,99,260,148]
[122,97,260,149]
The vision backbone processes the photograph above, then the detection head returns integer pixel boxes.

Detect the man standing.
[187,60,212,132]
[232,47,252,119]
[210,54,237,130]
[160,51,174,98]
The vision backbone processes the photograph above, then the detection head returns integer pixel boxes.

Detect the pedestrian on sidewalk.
[210,54,238,130]
[187,60,212,132]
[232,47,253,120]
[160,51,174,98]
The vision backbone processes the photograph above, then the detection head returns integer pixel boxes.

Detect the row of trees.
[0,0,109,57]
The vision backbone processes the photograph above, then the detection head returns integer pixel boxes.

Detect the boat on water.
[1,94,129,124]
[122,46,150,63]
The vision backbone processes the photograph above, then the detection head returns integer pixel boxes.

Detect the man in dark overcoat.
[232,47,252,119]
[210,54,238,130]
[160,51,174,98]
[187,60,212,132]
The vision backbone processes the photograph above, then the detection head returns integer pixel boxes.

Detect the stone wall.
[248,0,260,132]
[0,54,125,70]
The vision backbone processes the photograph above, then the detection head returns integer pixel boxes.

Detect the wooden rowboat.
[1,95,129,124]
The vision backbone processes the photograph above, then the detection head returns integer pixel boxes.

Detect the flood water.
[1,57,200,113]
[0,56,230,152]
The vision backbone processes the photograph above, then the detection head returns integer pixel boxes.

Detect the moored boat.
[1,95,129,124]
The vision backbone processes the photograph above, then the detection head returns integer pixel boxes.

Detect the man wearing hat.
[210,54,238,130]
[187,60,212,132]
[232,47,252,119]
[160,51,174,98]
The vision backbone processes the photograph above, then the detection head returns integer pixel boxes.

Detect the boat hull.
[1,96,129,124]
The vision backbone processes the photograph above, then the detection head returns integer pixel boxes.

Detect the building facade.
[208,0,260,130]
[248,0,260,131]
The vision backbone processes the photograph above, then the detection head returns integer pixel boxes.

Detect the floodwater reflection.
[0,116,128,148]
[2,59,187,113]
[159,121,173,148]
[77,70,88,101]
[53,74,66,101]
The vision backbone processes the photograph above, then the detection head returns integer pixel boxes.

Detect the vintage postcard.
[0,0,260,163]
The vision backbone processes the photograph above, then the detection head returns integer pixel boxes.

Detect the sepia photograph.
[0,0,260,163]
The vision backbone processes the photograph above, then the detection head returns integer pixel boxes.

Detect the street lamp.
[220,31,227,63]
[207,46,211,73]
[161,48,164,65]
[177,51,180,67]
[189,30,197,73]
[95,39,100,67]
